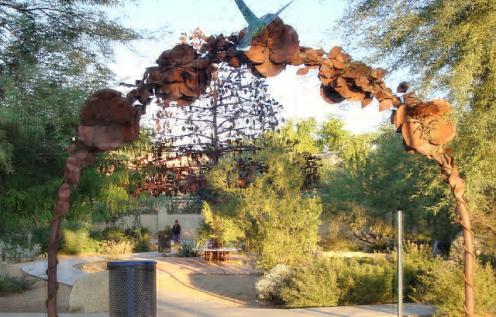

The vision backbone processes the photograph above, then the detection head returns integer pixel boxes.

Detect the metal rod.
[397,210,403,317]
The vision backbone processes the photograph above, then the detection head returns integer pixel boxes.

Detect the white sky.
[106,0,394,134]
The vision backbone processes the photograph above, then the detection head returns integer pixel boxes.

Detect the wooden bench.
[202,248,238,262]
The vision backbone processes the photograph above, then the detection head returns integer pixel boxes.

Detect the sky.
[107,0,394,134]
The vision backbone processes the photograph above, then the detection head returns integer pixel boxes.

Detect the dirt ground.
[0,262,72,312]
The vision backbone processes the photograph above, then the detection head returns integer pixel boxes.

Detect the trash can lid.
[107,260,157,268]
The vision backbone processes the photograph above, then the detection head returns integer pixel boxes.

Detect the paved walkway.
[21,252,260,286]
[22,256,104,286]
[15,253,434,317]
[0,303,434,316]
[21,253,163,286]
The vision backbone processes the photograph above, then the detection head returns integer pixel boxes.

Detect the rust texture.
[46,89,140,315]
[46,19,474,317]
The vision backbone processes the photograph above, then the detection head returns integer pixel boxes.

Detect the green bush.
[0,275,34,294]
[412,260,496,317]
[124,226,151,252]
[0,262,34,294]
[101,227,126,242]
[198,202,243,247]
[276,242,496,315]
[336,258,394,305]
[280,258,394,308]
[31,226,50,252]
[320,216,361,252]
[61,226,99,254]
[177,241,199,257]
[281,260,340,307]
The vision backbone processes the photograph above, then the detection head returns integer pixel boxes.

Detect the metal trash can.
[108,260,157,317]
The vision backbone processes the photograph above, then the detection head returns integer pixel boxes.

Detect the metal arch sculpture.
[46,17,475,317]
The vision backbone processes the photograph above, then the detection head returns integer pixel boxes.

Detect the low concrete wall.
[140,213,202,241]
[69,271,109,313]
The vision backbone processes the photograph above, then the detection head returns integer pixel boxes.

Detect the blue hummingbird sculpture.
[234,0,295,49]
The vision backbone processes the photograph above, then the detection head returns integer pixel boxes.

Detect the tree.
[0,0,140,232]
[203,137,322,270]
[340,0,495,107]
[69,131,154,224]
[340,3,495,314]
[319,126,457,248]
[340,0,496,247]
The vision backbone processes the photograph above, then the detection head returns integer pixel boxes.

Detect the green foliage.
[455,106,496,254]
[319,116,374,172]
[61,223,151,255]
[320,127,457,245]
[61,225,100,255]
[31,225,50,253]
[412,260,496,316]
[101,227,126,242]
[177,241,199,257]
[67,131,154,224]
[205,142,322,270]
[280,257,395,308]
[275,242,496,314]
[0,0,142,232]
[337,258,395,305]
[124,226,151,252]
[0,263,34,295]
[340,0,496,254]
[341,0,496,106]
[280,259,340,307]
[276,119,321,154]
[198,202,244,247]
[320,215,361,251]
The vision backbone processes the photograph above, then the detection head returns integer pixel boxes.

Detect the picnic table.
[202,247,238,262]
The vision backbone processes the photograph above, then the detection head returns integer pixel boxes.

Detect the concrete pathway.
[21,256,104,286]
[0,303,434,316]
[15,253,434,317]
[20,253,160,286]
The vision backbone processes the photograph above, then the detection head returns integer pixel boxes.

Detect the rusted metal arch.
[46,18,475,317]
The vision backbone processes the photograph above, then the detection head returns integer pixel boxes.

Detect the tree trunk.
[46,211,62,317]
[434,150,475,317]
[46,145,92,317]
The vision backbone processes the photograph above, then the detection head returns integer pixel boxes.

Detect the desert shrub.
[198,202,244,248]
[31,226,50,252]
[124,226,151,252]
[0,275,34,294]
[320,216,362,251]
[0,240,42,263]
[335,258,394,305]
[177,241,199,257]
[101,240,134,260]
[278,257,395,308]
[0,261,33,294]
[256,264,292,304]
[61,226,99,254]
[101,226,126,242]
[412,260,496,317]
[204,147,322,270]
[400,241,437,300]
[280,261,340,307]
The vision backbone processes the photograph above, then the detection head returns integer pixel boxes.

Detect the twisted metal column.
[433,150,475,317]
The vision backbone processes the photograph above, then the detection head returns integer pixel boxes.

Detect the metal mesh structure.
[108,260,157,317]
